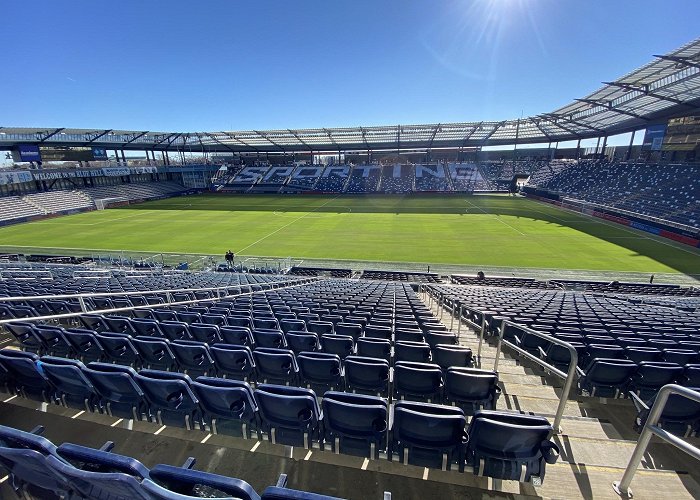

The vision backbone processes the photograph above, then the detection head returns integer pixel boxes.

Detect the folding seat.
[394,328,424,343]
[344,315,368,328]
[624,346,662,363]
[344,356,390,397]
[390,401,467,471]
[210,344,256,381]
[254,317,280,330]
[616,337,648,348]
[83,362,145,420]
[188,323,221,344]
[443,367,500,414]
[0,349,51,402]
[335,322,362,341]
[3,304,38,319]
[78,313,108,333]
[62,328,105,363]
[394,341,431,363]
[577,358,638,397]
[143,460,261,500]
[631,387,700,437]
[219,325,254,347]
[49,442,152,500]
[628,361,685,399]
[663,349,700,365]
[286,331,318,354]
[39,356,98,411]
[647,338,680,351]
[90,297,115,310]
[170,340,216,378]
[23,299,53,317]
[582,344,624,366]
[320,334,355,359]
[47,300,83,316]
[189,306,209,316]
[100,315,135,334]
[252,328,286,349]
[394,361,443,402]
[95,332,140,366]
[424,331,457,347]
[297,351,343,393]
[322,314,344,327]
[540,341,587,371]
[465,410,559,483]
[176,311,202,324]
[0,424,72,500]
[280,318,306,334]
[130,317,163,337]
[227,315,253,329]
[158,320,190,342]
[191,377,258,438]
[208,306,231,316]
[514,331,552,356]
[356,337,391,362]
[364,324,391,340]
[152,309,178,322]
[131,336,177,371]
[584,335,618,345]
[307,320,334,336]
[322,391,388,459]
[432,345,473,370]
[135,370,200,429]
[255,384,321,448]
[254,348,299,385]
[4,322,42,354]
[681,364,700,386]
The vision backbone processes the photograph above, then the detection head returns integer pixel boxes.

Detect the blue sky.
[1,0,698,136]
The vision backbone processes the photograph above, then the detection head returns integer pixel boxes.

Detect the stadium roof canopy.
[2,38,700,155]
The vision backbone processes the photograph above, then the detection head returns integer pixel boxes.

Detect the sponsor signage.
[13,144,41,162]
[0,170,33,185]
[102,167,131,177]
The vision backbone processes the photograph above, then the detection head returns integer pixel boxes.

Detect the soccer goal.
[95,197,129,210]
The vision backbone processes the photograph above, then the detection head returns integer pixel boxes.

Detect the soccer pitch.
[0,194,698,275]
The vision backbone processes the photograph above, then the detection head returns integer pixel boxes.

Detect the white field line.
[464,198,526,236]
[236,196,341,254]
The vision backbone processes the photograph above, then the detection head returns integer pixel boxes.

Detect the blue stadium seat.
[663,349,700,365]
[39,356,97,411]
[319,334,354,359]
[321,391,388,459]
[628,361,685,399]
[307,321,334,336]
[344,356,390,397]
[423,331,457,347]
[95,332,141,366]
[393,361,443,402]
[390,401,466,471]
[64,328,105,363]
[219,326,254,347]
[280,319,307,334]
[51,441,152,500]
[431,345,473,370]
[577,358,638,397]
[356,337,391,362]
[394,328,424,343]
[83,362,145,420]
[4,322,42,354]
[131,336,177,371]
[201,314,228,327]
[134,370,200,429]
[170,340,216,378]
[252,328,286,349]
[334,323,362,341]
[144,460,261,500]
[286,331,318,354]
[0,424,71,499]
[443,367,500,414]
[624,346,662,364]
[254,317,280,330]
[191,376,258,438]
[102,315,135,335]
[682,364,700,386]
[255,384,321,448]
[0,349,51,402]
[152,309,178,322]
[394,341,431,363]
[465,410,559,483]
[261,474,344,500]
[632,386,700,437]
[210,344,256,381]
[364,324,392,340]
[131,318,165,338]
[297,351,343,392]
[188,323,221,344]
[78,314,108,332]
[254,347,298,385]
[176,311,201,325]
[227,315,253,329]
[32,324,72,358]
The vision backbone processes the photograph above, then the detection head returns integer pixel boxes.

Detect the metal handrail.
[494,319,578,433]
[0,278,312,303]
[613,384,700,497]
[0,277,319,326]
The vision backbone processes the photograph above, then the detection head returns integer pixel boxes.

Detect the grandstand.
[1,29,700,500]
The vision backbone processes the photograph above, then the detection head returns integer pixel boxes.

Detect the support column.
[625,131,636,161]
[575,139,581,159]
[120,149,126,162]
[594,136,601,157]
[601,135,608,158]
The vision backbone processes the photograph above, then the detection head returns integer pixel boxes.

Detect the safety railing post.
[449,300,455,330]
[456,303,462,339]
[494,318,504,372]
[439,294,444,320]
[477,314,486,367]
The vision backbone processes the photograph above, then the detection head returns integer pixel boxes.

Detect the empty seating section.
[0,196,45,223]
[380,165,414,193]
[23,190,93,213]
[82,181,186,203]
[345,166,381,193]
[427,284,700,407]
[530,160,700,228]
[360,270,441,283]
[0,272,562,486]
[289,267,352,278]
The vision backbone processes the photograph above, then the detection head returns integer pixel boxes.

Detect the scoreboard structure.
[12,145,108,163]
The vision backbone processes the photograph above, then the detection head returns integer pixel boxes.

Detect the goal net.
[95,197,129,210]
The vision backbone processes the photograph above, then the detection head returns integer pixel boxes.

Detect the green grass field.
[0,194,698,275]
